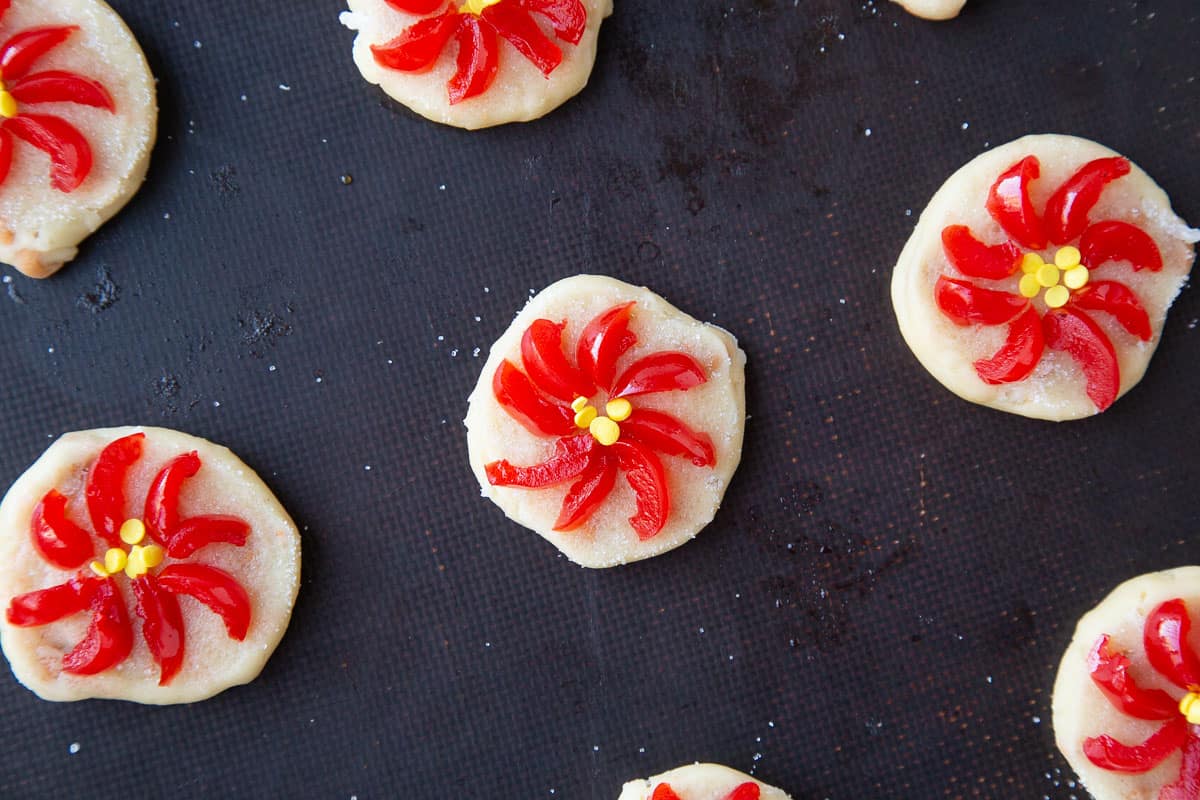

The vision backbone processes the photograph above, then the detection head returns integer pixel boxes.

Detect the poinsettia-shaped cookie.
[618,764,793,800]
[892,134,1197,421]
[341,0,611,129]
[0,427,300,703]
[465,275,746,568]
[1053,567,1200,800]
[0,0,156,278]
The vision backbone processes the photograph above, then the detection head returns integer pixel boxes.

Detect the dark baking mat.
[0,0,1197,798]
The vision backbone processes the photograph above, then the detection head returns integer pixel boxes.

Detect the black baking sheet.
[1,0,1198,797]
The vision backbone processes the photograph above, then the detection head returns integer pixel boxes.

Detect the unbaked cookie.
[0,427,301,704]
[892,134,1197,421]
[891,0,965,20]
[340,0,611,129]
[465,275,746,568]
[0,0,156,278]
[617,763,792,800]
[1051,567,1200,800]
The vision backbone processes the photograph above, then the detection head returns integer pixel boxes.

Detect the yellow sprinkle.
[1020,253,1044,274]
[570,396,589,413]
[1055,246,1082,269]
[141,544,165,570]
[574,406,597,429]
[0,92,16,120]
[124,546,146,579]
[1063,266,1090,290]
[119,518,146,545]
[463,0,501,13]
[104,548,127,574]
[1036,263,1060,288]
[1018,273,1041,298]
[1044,285,1070,308]
[89,561,108,578]
[589,416,620,446]
[605,398,633,422]
[1182,693,1200,724]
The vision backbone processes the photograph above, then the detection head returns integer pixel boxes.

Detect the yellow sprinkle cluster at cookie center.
[90,520,165,578]
[572,396,627,446]
[1182,692,1200,724]
[1017,249,1089,305]
[461,0,502,15]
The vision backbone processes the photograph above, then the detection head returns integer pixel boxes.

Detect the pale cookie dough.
[618,763,793,800]
[891,0,965,20]
[892,134,1197,421]
[0,0,156,278]
[465,275,746,568]
[0,427,301,703]
[1052,567,1200,800]
[341,0,611,129]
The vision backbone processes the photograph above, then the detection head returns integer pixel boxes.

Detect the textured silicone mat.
[0,0,1197,798]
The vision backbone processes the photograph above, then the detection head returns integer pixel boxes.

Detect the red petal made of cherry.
[1087,635,1179,720]
[1084,717,1189,773]
[521,319,595,401]
[0,2,10,22]
[1044,157,1131,245]
[553,450,617,530]
[1042,307,1119,412]
[651,785,683,800]
[941,225,1022,281]
[1080,220,1164,274]
[4,113,93,193]
[611,352,707,399]
[133,575,184,686]
[972,305,1043,385]
[10,71,115,110]
[493,359,576,436]
[521,0,586,44]
[483,2,562,76]
[610,440,669,539]
[156,563,251,641]
[986,155,1046,250]
[6,573,100,626]
[371,10,460,72]
[385,0,446,13]
[621,409,715,468]
[1160,731,1200,800]
[0,127,12,186]
[1070,281,1152,342]
[62,578,133,675]
[1144,599,1200,691]
[166,516,250,559]
[725,784,761,800]
[0,26,77,81]
[86,432,144,548]
[486,432,595,487]
[144,451,201,543]
[576,302,637,393]
[31,489,93,569]
[935,276,1028,326]
[447,15,499,104]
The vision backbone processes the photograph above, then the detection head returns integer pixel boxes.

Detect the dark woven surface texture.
[0,0,1197,797]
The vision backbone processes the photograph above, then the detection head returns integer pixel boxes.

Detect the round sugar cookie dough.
[0,0,156,278]
[0,426,301,703]
[891,134,1197,421]
[890,0,965,20]
[617,763,793,800]
[341,0,611,130]
[465,275,746,568]
[1051,567,1200,800]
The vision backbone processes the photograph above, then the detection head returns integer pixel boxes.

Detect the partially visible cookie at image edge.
[0,0,156,279]
[617,763,792,800]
